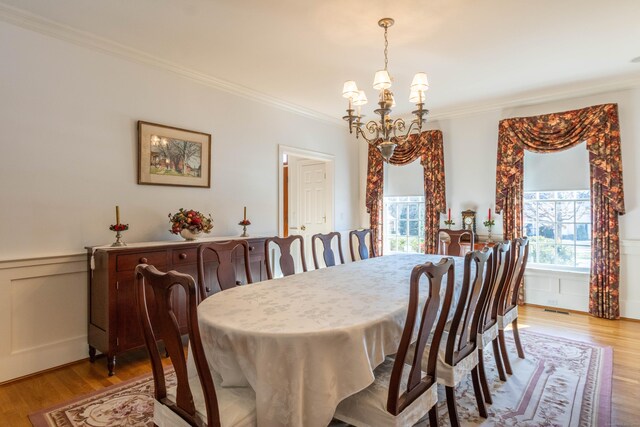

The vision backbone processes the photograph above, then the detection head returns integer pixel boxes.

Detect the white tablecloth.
[196,253,464,426]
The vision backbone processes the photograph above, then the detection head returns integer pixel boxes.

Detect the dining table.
[195,253,466,427]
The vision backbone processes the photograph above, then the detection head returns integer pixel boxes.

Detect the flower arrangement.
[168,208,213,235]
[109,223,129,232]
[483,219,495,228]
[238,219,252,226]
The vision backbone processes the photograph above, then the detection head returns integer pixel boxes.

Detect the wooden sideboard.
[87,236,266,376]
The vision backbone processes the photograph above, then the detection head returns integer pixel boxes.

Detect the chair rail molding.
[0,253,88,383]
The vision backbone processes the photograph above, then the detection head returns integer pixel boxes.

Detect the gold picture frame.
[137,121,211,188]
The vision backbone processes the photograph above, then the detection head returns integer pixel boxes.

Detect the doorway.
[278,146,335,269]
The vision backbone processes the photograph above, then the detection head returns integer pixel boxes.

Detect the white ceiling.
[3,0,640,120]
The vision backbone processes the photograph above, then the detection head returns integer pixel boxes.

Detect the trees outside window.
[523,190,591,269]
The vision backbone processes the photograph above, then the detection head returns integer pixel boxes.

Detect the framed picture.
[138,121,211,188]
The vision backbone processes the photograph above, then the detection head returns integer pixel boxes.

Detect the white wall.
[362,88,640,318]
[0,20,359,381]
[0,21,358,260]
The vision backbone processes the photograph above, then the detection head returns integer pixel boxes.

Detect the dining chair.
[264,235,307,280]
[475,242,511,404]
[438,229,474,257]
[432,248,493,427]
[497,237,530,375]
[349,228,376,261]
[134,264,256,427]
[334,258,456,427]
[197,240,252,298]
[311,232,345,269]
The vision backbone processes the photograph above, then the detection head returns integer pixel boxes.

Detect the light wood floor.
[1,305,638,426]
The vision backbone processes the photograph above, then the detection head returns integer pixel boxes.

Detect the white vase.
[180,229,202,241]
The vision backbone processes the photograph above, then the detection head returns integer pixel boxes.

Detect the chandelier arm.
[354,121,380,144]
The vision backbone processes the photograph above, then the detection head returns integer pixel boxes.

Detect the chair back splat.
[482,242,512,330]
[311,232,345,269]
[387,258,455,415]
[197,240,252,298]
[349,228,376,261]
[265,235,307,279]
[446,248,493,365]
[135,264,221,427]
[501,237,529,315]
[438,229,475,257]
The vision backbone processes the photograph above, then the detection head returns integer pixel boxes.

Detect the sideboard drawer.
[246,240,265,258]
[116,251,166,271]
[171,248,198,265]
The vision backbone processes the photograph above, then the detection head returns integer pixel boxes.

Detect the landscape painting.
[138,121,211,188]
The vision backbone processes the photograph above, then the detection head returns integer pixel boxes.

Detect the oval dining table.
[195,253,465,426]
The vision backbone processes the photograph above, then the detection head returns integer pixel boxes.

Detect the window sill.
[525,265,589,278]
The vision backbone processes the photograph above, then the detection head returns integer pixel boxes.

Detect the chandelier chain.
[383,25,389,71]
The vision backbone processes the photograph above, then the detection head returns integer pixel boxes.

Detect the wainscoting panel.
[0,254,87,383]
[620,240,640,319]
[524,239,639,319]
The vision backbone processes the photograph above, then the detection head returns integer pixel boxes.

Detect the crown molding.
[0,2,342,125]
[428,74,640,121]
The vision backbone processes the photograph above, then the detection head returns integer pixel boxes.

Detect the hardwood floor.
[1,305,638,426]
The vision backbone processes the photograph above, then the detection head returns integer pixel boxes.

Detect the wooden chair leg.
[445,386,460,427]
[492,338,507,381]
[428,405,439,427]
[498,329,513,375]
[477,350,493,404]
[512,318,525,359]
[470,367,488,418]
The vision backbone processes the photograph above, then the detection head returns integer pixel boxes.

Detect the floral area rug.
[29,330,611,427]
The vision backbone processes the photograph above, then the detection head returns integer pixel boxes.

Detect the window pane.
[538,202,555,222]
[398,205,407,220]
[523,202,537,220]
[538,222,555,240]
[524,192,536,200]
[408,237,420,252]
[524,222,537,237]
[389,238,398,251]
[556,245,575,266]
[408,204,419,219]
[409,221,419,236]
[560,223,575,244]
[539,192,554,200]
[576,190,590,200]
[537,240,556,264]
[575,201,591,223]
[557,201,574,223]
[398,220,407,235]
[576,224,591,245]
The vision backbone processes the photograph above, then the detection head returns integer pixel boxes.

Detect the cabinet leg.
[107,355,116,376]
[89,346,96,363]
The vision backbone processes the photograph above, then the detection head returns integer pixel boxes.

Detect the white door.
[298,161,328,268]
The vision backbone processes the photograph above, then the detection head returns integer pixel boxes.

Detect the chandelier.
[342,18,429,161]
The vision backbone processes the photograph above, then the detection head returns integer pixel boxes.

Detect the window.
[383,196,425,253]
[523,190,591,269]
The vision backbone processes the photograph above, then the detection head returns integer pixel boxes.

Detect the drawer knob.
[139,257,148,264]
[179,253,187,260]
[249,246,254,251]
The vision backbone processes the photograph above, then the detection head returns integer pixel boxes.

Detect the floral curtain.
[495,104,625,319]
[366,130,446,255]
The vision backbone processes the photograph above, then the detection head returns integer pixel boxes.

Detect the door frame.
[278,145,335,237]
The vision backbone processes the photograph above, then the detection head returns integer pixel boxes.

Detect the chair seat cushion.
[406,331,479,388]
[477,323,498,350]
[498,306,518,329]
[154,376,256,427]
[334,357,438,427]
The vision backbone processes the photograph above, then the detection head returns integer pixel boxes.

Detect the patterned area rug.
[29,330,611,427]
